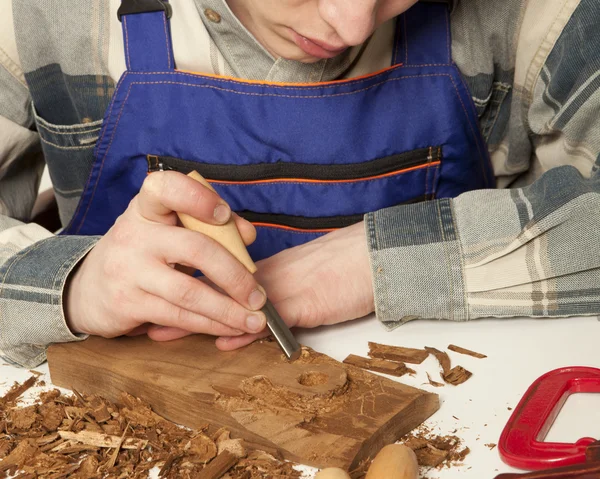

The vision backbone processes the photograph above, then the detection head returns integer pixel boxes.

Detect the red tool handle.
[498,367,600,470]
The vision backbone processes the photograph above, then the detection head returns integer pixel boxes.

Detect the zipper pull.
[147,155,176,172]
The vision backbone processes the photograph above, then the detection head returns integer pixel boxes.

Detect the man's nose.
[319,0,378,47]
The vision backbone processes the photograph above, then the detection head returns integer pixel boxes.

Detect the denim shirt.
[1,0,599,367]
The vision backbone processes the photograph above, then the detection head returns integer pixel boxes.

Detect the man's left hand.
[146,221,375,350]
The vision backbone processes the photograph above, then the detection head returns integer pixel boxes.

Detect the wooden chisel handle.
[176,171,256,274]
[176,171,301,361]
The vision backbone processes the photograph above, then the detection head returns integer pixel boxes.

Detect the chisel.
[176,170,301,361]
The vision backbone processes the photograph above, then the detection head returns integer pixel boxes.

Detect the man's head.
[226,0,419,63]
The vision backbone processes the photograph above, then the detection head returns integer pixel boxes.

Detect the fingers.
[136,293,245,337]
[125,324,150,336]
[139,261,267,334]
[137,171,231,225]
[216,331,270,351]
[146,325,195,342]
[234,214,257,246]
[153,225,267,311]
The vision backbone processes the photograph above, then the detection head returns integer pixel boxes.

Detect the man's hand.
[145,221,375,349]
[65,171,268,340]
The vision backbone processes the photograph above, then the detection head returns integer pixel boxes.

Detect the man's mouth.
[290,29,348,59]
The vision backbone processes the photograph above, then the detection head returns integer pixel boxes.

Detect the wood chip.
[424,347,451,375]
[57,430,147,450]
[426,373,444,388]
[343,354,414,377]
[443,366,473,386]
[368,342,429,364]
[0,376,37,405]
[198,451,238,479]
[448,345,487,359]
[485,443,497,450]
[416,443,450,467]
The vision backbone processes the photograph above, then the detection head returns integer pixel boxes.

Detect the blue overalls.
[62,0,494,262]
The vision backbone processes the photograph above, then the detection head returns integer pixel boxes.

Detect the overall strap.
[392,0,453,67]
[118,0,175,71]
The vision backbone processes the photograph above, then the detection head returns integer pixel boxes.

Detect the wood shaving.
[485,443,497,450]
[425,348,472,386]
[443,366,473,386]
[0,378,301,478]
[447,345,487,359]
[400,424,470,469]
[343,354,414,377]
[367,343,429,364]
[426,373,444,388]
[424,347,451,375]
[0,376,36,406]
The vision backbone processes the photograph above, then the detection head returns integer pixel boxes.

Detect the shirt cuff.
[365,198,468,330]
[0,234,99,368]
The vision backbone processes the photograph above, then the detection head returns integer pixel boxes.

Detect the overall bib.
[62,0,494,261]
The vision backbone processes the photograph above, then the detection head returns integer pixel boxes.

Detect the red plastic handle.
[498,367,600,470]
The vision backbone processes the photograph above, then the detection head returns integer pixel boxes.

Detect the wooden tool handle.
[177,171,257,274]
[365,444,419,479]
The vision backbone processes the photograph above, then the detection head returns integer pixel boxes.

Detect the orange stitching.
[74,82,136,233]
[175,64,404,89]
[251,222,337,234]
[67,72,131,231]
[206,162,441,186]
[162,11,172,69]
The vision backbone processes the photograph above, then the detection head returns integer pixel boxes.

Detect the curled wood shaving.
[424,347,451,375]
[426,373,444,388]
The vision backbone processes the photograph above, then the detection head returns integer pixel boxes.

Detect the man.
[0,0,598,368]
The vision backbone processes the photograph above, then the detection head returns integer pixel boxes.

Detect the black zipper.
[147,147,441,182]
[146,149,438,231]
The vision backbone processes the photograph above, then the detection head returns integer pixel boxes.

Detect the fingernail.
[248,288,266,310]
[246,314,266,332]
[213,204,231,224]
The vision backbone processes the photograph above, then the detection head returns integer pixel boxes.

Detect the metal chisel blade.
[261,300,301,361]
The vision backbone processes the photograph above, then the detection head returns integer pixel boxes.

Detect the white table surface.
[2,314,599,478]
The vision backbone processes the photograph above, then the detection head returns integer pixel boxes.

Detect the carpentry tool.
[177,171,301,361]
[496,366,600,478]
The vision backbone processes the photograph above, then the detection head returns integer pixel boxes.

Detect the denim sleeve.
[0,37,100,367]
[0,227,99,368]
[366,166,600,328]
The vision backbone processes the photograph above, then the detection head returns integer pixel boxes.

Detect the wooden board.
[47,335,439,470]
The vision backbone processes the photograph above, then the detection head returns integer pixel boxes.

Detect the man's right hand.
[65,171,268,340]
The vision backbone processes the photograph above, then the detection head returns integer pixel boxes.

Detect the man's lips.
[290,29,348,59]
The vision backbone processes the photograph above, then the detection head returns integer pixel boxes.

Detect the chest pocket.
[33,106,101,226]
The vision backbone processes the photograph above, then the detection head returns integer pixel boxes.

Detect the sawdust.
[297,371,329,387]
[217,346,357,418]
[399,424,470,469]
[0,378,302,478]
[224,451,302,478]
